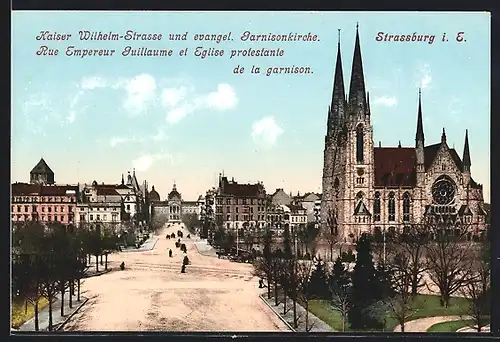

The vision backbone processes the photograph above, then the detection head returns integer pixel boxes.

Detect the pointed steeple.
[327,29,346,137]
[415,88,425,147]
[463,129,471,171]
[121,174,124,185]
[441,128,447,144]
[348,23,367,116]
[366,91,371,116]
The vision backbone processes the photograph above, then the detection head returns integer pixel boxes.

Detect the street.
[61,223,289,332]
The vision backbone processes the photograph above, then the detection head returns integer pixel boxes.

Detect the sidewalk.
[261,293,334,332]
[15,293,88,332]
[194,239,217,257]
[120,236,159,253]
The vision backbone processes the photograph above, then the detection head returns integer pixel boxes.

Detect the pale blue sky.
[11,11,490,201]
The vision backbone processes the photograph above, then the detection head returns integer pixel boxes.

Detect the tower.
[344,23,374,237]
[321,29,347,236]
[30,158,55,185]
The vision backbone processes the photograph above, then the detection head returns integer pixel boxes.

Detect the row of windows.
[372,191,410,222]
[12,214,72,222]
[217,198,265,206]
[13,196,75,203]
[79,207,119,211]
[13,205,74,213]
[80,214,119,222]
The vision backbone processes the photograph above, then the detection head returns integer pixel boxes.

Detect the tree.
[328,257,352,332]
[459,243,490,332]
[308,256,330,299]
[280,226,294,315]
[322,209,339,262]
[182,213,200,234]
[252,228,274,299]
[38,232,60,331]
[348,234,384,330]
[296,259,315,331]
[397,223,430,297]
[12,221,46,331]
[384,252,420,332]
[272,249,283,306]
[425,220,475,307]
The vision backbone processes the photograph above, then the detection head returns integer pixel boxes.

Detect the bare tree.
[398,223,430,297]
[386,252,423,332]
[251,228,273,299]
[425,219,475,307]
[459,245,490,332]
[328,258,351,332]
[322,209,339,262]
[296,259,315,331]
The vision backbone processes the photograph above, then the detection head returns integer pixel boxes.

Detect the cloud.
[163,83,238,124]
[161,86,189,108]
[373,96,397,107]
[131,151,179,171]
[415,63,432,89]
[447,96,463,123]
[251,117,284,146]
[204,84,238,110]
[22,93,52,136]
[123,74,157,115]
[80,76,109,90]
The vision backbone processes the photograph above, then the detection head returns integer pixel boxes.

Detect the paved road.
[61,223,288,332]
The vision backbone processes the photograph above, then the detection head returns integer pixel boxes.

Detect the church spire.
[348,23,367,116]
[327,29,346,137]
[415,88,425,147]
[463,129,471,171]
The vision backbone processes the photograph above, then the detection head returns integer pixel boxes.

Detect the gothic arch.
[373,191,381,222]
[334,177,340,189]
[356,124,364,164]
[388,191,396,221]
[403,192,411,222]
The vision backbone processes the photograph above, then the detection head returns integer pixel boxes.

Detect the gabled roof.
[457,205,473,216]
[30,158,54,175]
[354,201,371,216]
[424,143,464,172]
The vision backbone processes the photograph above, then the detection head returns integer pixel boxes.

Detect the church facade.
[321,27,487,242]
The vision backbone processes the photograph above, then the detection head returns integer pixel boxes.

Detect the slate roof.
[373,142,468,187]
[219,177,265,197]
[12,183,78,196]
[30,158,54,175]
[149,186,160,201]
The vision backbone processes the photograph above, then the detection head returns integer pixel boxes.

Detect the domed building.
[167,183,182,222]
[149,185,161,202]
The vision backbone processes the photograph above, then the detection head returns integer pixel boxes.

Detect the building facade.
[321,27,487,242]
[215,175,267,232]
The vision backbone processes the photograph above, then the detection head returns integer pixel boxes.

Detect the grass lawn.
[309,294,472,332]
[427,319,475,332]
[11,296,49,329]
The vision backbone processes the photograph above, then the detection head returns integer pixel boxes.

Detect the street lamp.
[383,226,386,265]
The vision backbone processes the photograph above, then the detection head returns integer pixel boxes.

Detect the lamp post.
[383,226,386,265]
[236,226,239,256]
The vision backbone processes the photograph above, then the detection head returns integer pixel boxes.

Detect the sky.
[11,11,490,202]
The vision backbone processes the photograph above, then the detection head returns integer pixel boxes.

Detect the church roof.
[30,158,54,175]
[374,142,468,187]
[168,183,181,200]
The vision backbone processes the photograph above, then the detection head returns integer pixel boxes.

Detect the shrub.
[120,262,125,270]
[340,249,356,263]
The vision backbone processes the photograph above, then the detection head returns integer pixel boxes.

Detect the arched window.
[388,192,396,221]
[356,124,364,164]
[373,192,381,222]
[403,192,411,222]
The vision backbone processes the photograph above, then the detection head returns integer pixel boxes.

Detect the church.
[320,26,488,242]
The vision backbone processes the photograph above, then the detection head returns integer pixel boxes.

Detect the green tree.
[348,234,383,330]
[308,256,330,299]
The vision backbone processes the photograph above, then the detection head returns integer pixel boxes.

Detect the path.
[61,223,288,332]
[393,316,465,332]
